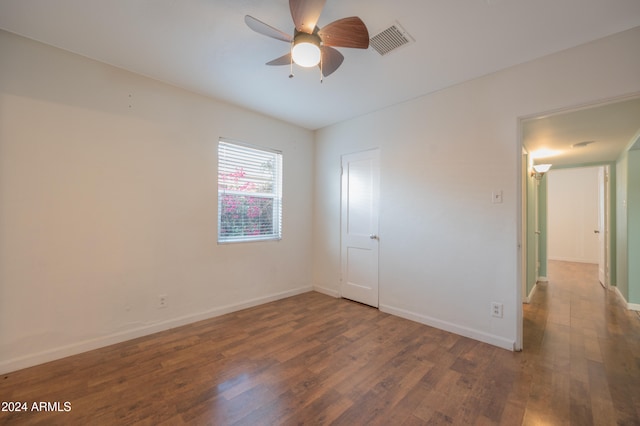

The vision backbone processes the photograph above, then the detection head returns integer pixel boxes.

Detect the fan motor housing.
[294,29,322,46]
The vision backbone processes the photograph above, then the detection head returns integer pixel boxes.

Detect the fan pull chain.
[320,54,323,83]
[289,42,294,78]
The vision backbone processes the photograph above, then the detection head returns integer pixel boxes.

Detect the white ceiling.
[1,0,639,132]
[0,0,640,166]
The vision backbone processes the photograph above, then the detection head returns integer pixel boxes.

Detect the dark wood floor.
[2,261,640,425]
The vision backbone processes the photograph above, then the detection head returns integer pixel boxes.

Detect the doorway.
[519,94,640,349]
[546,166,609,287]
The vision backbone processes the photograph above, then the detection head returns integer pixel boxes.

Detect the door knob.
[369,234,378,240]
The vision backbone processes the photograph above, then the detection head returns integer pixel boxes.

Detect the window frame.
[217,138,283,244]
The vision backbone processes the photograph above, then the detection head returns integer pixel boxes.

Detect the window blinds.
[218,140,282,243]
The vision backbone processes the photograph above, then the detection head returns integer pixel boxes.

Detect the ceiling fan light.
[292,33,321,67]
[292,42,321,67]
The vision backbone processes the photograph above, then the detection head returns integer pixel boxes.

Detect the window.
[218,139,282,243]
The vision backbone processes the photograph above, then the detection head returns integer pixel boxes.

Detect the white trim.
[620,291,640,312]
[379,304,515,351]
[523,282,538,304]
[517,145,527,351]
[0,286,312,375]
[547,257,599,264]
[612,286,640,311]
[614,286,626,306]
[628,303,640,312]
[313,285,340,298]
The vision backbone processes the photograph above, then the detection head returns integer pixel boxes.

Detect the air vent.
[369,22,414,56]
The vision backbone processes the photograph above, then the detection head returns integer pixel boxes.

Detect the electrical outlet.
[491,302,503,318]
[158,294,168,309]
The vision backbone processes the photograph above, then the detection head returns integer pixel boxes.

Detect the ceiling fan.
[245,0,369,80]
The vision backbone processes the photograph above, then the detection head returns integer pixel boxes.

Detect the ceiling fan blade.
[266,53,292,66]
[318,17,369,49]
[289,0,326,34]
[245,15,292,43]
[320,46,344,77]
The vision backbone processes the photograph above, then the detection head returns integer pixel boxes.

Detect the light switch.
[492,190,503,204]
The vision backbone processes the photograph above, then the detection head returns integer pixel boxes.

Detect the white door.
[534,178,540,281]
[340,149,380,307]
[597,166,607,286]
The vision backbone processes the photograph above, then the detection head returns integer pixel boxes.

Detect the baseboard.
[313,285,340,298]
[523,283,538,304]
[612,286,640,311]
[547,257,598,264]
[0,286,312,375]
[613,286,625,305]
[379,304,515,351]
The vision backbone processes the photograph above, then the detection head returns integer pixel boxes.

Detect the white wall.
[547,167,600,263]
[0,30,314,373]
[313,26,640,350]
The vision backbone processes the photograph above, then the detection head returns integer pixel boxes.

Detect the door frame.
[517,94,637,350]
[339,148,381,307]
[598,165,610,288]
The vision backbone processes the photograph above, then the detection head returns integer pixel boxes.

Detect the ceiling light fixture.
[572,140,595,148]
[291,32,321,67]
[531,164,552,181]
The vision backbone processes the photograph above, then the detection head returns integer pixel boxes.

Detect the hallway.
[522,260,640,424]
